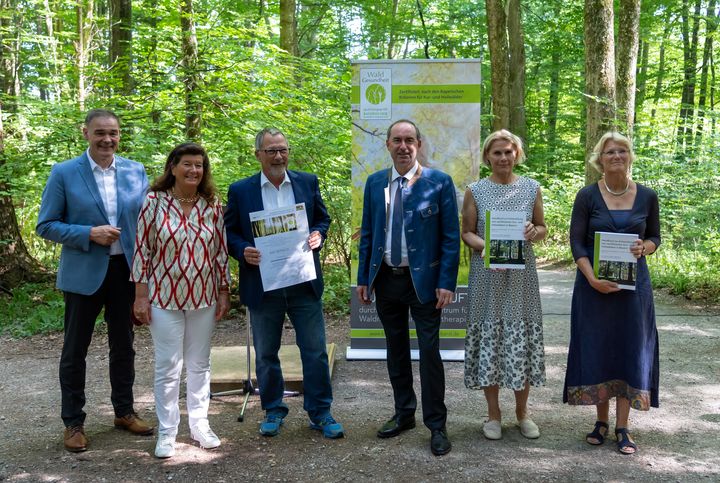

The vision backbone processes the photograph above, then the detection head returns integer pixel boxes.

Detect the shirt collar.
[260,170,291,188]
[87,149,116,171]
[391,161,419,183]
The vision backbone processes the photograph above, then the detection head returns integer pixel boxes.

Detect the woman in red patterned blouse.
[131,142,230,458]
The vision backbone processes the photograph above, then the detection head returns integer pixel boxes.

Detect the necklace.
[602,178,630,196]
[172,188,198,203]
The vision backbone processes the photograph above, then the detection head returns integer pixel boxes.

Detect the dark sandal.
[586,420,609,445]
[615,427,638,455]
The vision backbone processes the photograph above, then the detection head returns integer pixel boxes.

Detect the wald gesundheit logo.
[365,83,387,105]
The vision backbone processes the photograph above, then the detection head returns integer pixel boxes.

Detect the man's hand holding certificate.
[249,202,317,291]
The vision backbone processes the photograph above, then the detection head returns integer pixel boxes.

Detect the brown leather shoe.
[64,425,88,452]
[114,413,155,435]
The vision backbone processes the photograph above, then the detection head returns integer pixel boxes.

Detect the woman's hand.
[524,221,539,241]
[630,239,645,259]
[589,278,621,294]
[133,296,152,325]
[215,291,230,321]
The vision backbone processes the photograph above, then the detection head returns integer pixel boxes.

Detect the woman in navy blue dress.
[563,132,661,455]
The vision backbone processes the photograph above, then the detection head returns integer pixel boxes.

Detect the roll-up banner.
[349,59,482,361]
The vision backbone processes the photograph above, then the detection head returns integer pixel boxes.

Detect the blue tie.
[391,177,405,266]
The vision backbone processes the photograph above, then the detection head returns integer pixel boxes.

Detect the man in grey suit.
[37,109,154,452]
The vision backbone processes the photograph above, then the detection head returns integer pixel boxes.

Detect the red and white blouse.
[131,190,230,310]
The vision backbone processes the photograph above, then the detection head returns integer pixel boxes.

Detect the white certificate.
[484,210,527,269]
[250,203,317,291]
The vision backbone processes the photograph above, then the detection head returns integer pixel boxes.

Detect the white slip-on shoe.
[518,418,540,439]
[483,420,502,440]
[191,422,221,449]
[155,434,176,458]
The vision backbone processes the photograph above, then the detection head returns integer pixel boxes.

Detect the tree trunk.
[280,0,297,56]
[387,0,400,59]
[76,0,94,111]
[109,0,133,94]
[485,0,510,130]
[0,0,49,290]
[584,0,616,185]
[180,0,201,140]
[507,0,526,141]
[635,36,649,116]
[546,4,561,147]
[650,11,671,121]
[677,0,702,152]
[695,0,718,147]
[615,0,640,137]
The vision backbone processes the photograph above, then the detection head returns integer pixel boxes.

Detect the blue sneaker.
[259,414,284,437]
[310,415,345,439]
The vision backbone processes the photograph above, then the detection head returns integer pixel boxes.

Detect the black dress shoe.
[377,416,416,438]
[430,428,451,456]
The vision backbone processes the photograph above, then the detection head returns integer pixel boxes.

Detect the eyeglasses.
[602,149,628,156]
[261,148,289,156]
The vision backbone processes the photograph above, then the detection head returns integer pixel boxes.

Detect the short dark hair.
[85,109,119,126]
[150,142,218,202]
[386,119,422,141]
[255,128,287,150]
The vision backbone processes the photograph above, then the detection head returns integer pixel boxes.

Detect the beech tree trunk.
[387,0,400,59]
[0,1,49,290]
[109,0,133,94]
[584,0,616,184]
[615,0,640,136]
[280,0,297,56]
[635,36,649,116]
[546,4,561,147]
[181,0,201,140]
[486,0,510,130]
[76,0,94,111]
[507,0,527,140]
[677,0,702,152]
[695,0,718,147]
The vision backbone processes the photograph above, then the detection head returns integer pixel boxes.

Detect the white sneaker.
[154,434,176,458]
[518,418,540,439]
[191,422,221,449]
[483,420,502,440]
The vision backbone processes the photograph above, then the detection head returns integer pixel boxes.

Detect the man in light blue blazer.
[36,109,153,452]
[225,127,344,439]
[357,119,460,456]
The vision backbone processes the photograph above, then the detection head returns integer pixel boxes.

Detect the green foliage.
[321,263,351,315]
[0,283,65,337]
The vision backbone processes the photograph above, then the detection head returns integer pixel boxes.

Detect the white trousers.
[149,305,215,436]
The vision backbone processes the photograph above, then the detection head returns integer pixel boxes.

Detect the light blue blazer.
[36,152,148,295]
[357,166,460,304]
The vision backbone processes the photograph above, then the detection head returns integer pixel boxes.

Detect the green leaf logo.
[365,84,386,104]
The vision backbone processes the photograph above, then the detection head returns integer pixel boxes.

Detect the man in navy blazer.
[357,119,460,456]
[225,128,344,439]
[36,109,153,452]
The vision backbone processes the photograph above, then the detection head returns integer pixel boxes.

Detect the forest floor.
[0,268,719,482]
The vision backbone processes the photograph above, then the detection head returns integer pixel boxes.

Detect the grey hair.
[255,128,287,150]
[588,132,635,173]
[386,119,422,141]
[84,108,119,126]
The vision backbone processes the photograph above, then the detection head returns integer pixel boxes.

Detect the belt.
[382,263,410,276]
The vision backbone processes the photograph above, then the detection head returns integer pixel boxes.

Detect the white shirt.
[87,150,122,255]
[384,162,419,267]
[260,171,295,209]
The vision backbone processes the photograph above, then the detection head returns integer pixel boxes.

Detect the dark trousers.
[60,255,136,427]
[374,263,447,430]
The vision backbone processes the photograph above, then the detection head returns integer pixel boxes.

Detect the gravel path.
[0,269,719,482]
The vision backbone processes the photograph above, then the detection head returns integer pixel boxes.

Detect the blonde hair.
[481,129,526,166]
[588,132,635,173]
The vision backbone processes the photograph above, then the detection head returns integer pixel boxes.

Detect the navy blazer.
[36,152,148,295]
[225,170,331,309]
[357,166,460,304]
